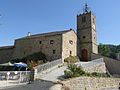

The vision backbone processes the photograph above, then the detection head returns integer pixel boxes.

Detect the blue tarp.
[14,62,27,67]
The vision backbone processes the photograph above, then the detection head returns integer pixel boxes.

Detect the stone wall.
[81,58,106,73]
[62,76,120,90]
[12,34,62,61]
[91,53,120,75]
[62,30,77,62]
[0,46,14,64]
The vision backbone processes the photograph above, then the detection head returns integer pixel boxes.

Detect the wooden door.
[81,49,88,61]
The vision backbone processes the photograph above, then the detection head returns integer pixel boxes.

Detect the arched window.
[82,16,86,23]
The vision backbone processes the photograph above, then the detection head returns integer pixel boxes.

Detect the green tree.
[98,43,111,57]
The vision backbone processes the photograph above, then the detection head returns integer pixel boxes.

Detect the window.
[39,41,42,44]
[24,51,26,55]
[93,18,95,24]
[53,50,56,54]
[50,40,54,44]
[70,51,72,55]
[83,36,86,39]
[69,40,73,45]
[82,16,86,23]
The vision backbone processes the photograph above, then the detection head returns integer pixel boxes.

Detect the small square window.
[53,50,56,54]
[39,41,42,44]
[50,40,54,44]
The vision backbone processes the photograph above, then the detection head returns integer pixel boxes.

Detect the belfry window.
[82,16,86,23]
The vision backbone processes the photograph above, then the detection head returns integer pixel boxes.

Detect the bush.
[91,72,111,77]
[64,64,85,78]
[11,51,47,69]
[64,56,80,64]
[64,64,111,79]
[64,70,73,78]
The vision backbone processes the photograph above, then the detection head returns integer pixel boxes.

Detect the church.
[0,4,98,64]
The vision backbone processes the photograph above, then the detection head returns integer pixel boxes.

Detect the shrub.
[64,64,111,79]
[91,72,111,77]
[64,70,73,78]
[64,56,80,63]
[11,51,47,69]
[64,64,85,78]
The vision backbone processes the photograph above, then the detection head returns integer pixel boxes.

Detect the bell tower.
[77,4,98,61]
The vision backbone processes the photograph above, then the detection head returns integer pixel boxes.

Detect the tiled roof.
[16,29,73,40]
[0,46,14,50]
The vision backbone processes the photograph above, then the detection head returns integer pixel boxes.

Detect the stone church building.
[0,4,98,64]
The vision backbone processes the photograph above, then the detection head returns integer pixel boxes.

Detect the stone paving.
[40,65,67,82]
[1,80,55,90]
[40,61,105,82]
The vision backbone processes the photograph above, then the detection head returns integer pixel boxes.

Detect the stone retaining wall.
[62,76,120,90]
[91,53,120,75]
[83,62,106,73]
[81,58,107,73]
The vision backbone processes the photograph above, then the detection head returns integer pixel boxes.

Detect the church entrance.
[81,49,88,61]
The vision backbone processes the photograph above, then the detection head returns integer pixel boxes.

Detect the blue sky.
[0,0,120,46]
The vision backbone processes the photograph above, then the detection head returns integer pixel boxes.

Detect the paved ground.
[40,65,67,82]
[1,80,55,90]
[40,61,102,82]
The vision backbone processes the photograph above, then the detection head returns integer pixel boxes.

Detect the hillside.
[98,44,120,59]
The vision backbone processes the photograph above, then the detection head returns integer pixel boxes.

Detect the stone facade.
[62,76,120,90]
[0,46,14,64]
[77,12,98,61]
[12,30,77,62]
[62,30,77,61]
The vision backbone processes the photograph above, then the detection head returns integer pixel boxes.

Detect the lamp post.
[6,72,10,87]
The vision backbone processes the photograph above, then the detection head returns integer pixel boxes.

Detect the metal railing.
[0,71,31,88]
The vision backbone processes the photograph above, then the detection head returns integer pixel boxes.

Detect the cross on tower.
[84,3,90,13]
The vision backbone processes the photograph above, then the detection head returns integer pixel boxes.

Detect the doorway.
[81,49,88,61]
